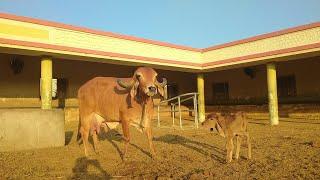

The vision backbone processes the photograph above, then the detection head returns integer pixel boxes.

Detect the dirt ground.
[0,116,319,179]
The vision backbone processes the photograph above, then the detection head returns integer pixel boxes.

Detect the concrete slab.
[0,109,64,152]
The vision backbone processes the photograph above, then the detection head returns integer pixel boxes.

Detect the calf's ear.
[215,122,225,137]
[211,113,219,120]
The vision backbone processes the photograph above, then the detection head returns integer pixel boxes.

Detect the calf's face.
[201,113,219,132]
[201,113,225,137]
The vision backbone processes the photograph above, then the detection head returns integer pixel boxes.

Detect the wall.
[0,16,202,70]
[277,56,320,96]
[0,53,319,107]
[53,59,136,98]
[0,53,40,97]
[205,65,267,104]
[205,56,320,104]
[0,53,197,107]
[54,59,197,98]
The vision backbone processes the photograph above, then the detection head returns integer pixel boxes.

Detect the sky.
[0,0,319,48]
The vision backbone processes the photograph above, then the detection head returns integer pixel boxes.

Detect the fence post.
[178,97,182,129]
[172,104,175,127]
[157,105,160,127]
[193,94,199,128]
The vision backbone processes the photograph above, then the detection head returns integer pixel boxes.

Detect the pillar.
[266,63,279,125]
[41,56,52,109]
[197,73,205,122]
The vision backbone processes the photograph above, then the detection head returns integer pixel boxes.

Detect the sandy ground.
[0,116,319,179]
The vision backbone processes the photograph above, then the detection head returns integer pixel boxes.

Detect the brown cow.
[77,67,166,158]
[202,112,252,163]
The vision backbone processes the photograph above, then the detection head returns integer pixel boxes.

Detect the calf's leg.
[246,132,252,159]
[235,135,241,160]
[225,136,234,163]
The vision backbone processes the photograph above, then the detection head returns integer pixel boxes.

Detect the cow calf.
[202,112,252,163]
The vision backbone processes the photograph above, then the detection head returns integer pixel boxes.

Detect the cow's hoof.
[122,156,128,162]
[152,156,159,161]
[226,157,232,163]
[95,149,102,155]
[151,154,159,161]
[121,154,128,161]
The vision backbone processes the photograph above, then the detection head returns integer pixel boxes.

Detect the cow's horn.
[117,79,134,88]
[156,78,167,87]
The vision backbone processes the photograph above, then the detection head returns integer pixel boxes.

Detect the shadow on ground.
[65,131,74,145]
[100,129,152,159]
[70,157,111,179]
[154,134,225,163]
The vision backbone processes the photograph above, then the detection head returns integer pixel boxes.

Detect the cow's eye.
[136,74,141,79]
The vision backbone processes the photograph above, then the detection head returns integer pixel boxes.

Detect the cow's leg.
[91,113,105,154]
[121,120,130,160]
[92,131,100,154]
[80,126,90,157]
[225,136,234,163]
[245,132,252,159]
[144,127,156,159]
[235,135,241,160]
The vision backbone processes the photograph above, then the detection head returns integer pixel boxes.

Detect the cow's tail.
[77,95,82,145]
[76,121,82,144]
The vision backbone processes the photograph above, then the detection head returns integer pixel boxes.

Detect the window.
[212,82,229,100]
[277,75,296,97]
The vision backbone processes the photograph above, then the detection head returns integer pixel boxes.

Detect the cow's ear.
[157,85,165,97]
[155,76,167,99]
[130,81,139,98]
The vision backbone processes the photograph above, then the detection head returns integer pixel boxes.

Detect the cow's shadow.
[153,134,225,163]
[65,131,73,145]
[96,129,124,159]
[70,157,111,179]
[95,128,152,159]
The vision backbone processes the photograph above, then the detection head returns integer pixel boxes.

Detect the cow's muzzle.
[146,85,157,96]
[148,86,157,93]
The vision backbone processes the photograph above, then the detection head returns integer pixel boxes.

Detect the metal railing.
[156,92,199,129]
